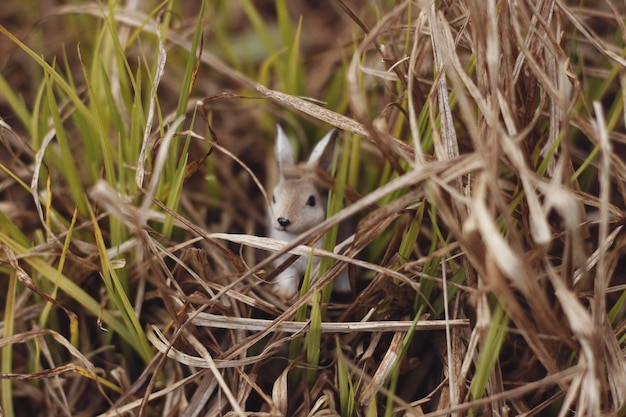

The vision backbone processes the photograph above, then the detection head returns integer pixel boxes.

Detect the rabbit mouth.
[274,222,306,234]
[274,223,291,232]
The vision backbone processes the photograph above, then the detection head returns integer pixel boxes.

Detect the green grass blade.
[0,24,115,183]
[384,306,425,417]
[0,73,31,131]
[336,338,356,417]
[240,0,277,55]
[470,302,510,402]
[282,9,304,94]
[175,0,205,120]
[38,208,78,332]
[89,207,153,363]
[1,267,18,417]
[0,232,138,355]
[43,71,88,214]
[322,130,350,303]
[305,290,323,384]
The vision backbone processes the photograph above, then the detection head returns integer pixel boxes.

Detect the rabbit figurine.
[268,125,351,298]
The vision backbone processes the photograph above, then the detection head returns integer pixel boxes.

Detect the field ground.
[1,1,626,416]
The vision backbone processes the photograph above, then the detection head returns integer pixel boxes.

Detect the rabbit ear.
[275,125,295,176]
[307,128,338,169]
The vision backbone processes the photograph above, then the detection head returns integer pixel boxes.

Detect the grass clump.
[1,1,626,416]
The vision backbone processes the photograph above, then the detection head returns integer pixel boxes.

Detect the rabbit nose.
[277,217,291,227]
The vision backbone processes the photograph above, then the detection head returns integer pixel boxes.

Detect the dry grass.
[1,0,626,416]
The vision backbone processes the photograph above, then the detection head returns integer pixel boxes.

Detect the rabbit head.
[270,125,337,234]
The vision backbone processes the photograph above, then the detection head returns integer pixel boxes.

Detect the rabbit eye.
[306,195,316,207]
[272,194,276,204]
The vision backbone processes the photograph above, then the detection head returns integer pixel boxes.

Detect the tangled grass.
[1,1,626,416]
